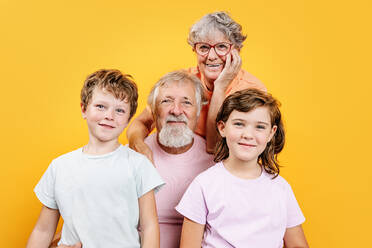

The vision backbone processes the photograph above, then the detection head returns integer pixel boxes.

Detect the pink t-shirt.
[176,162,305,248]
[144,133,214,248]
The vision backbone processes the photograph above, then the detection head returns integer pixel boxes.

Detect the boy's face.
[81,87,130,144]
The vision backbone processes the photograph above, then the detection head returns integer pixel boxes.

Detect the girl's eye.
[257,125,266,129]
[233,122,244,127]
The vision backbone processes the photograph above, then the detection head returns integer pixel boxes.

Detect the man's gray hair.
[148,70,205,116]
[188,11,246,49]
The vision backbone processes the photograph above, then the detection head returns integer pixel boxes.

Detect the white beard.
[158,115,194,148]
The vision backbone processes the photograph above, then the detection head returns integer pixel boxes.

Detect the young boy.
[26,69,164,248]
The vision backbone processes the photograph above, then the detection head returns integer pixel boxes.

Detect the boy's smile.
[82,87,130,145]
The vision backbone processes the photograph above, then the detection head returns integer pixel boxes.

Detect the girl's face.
[217,107,277,164]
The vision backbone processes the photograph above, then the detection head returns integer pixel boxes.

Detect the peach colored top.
[187,67,266,138]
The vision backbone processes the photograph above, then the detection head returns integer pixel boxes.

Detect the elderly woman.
[127,11,266,159]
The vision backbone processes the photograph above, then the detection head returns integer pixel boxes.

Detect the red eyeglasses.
[194,42,232,56]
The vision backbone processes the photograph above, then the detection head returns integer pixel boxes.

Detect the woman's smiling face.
[195,30,232,85]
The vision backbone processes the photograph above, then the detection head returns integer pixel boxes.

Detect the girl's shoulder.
[193,162,225,184]
[263,172,294,192]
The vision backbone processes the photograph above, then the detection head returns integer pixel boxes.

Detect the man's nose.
[170,102,183,115]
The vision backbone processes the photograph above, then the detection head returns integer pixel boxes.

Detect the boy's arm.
[179,217,205,248]
[26,206,60,248]
[138,189,159,248]
[126,107,155,163]
[283,224,309,248]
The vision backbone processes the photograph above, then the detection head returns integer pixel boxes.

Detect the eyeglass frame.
[193,42,233,57]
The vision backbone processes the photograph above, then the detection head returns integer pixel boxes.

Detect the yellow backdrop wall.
[1,0,371,247]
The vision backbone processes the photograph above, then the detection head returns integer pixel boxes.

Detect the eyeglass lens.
[195,42,231,56]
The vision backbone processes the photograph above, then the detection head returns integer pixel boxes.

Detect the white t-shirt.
[176,162,305,248]
[144,133,214,248]
[34,145,164,248]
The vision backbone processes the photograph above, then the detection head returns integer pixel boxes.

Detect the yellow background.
[1,0,371,246]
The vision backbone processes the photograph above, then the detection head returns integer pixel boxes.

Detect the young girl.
[175,89,308,247]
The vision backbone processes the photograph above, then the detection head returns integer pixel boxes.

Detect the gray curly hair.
[188,11,247,49]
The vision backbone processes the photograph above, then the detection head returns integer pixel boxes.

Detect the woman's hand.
[214,48,242,91]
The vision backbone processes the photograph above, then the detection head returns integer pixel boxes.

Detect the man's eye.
[183,101,192,105]
[161,99,172,104]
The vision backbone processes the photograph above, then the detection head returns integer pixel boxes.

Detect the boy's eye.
[116,108,125,114]
[96,104,105,109]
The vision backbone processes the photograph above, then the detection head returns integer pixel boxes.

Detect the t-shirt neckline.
[219,161,266,185]
[80,144,123,159]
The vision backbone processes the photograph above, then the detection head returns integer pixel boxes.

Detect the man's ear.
[217,121,226,138]
[81,103,87,119]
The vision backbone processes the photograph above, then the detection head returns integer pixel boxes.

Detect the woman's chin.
[203,70,222,83]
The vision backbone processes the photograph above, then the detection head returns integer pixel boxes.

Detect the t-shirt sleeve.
[285,182,305,228]
[135,156,165,198]
[34,161,58,209]
[175,178,207,225]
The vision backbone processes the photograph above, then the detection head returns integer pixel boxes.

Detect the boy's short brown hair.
[81,69,138,120]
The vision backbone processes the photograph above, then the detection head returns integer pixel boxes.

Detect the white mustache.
[165,114,188,124]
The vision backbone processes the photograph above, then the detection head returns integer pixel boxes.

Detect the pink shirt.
[144,133,214,248]
[176,162,305,248]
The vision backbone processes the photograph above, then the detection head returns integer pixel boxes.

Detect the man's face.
[155,80,198,148]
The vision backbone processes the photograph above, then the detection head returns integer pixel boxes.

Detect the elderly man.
[144,70,214,248]
[51,70,214,248]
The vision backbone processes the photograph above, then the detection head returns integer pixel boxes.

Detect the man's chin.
[158,126,194,148]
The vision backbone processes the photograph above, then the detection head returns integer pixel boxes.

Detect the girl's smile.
[218,107,277,165]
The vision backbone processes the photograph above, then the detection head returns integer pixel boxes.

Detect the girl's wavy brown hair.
[214,89,285,178]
